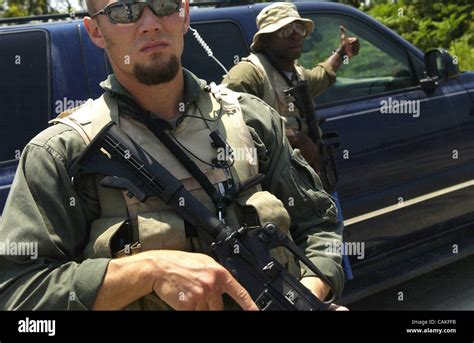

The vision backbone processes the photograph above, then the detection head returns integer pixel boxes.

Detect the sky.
[50,0,85,11]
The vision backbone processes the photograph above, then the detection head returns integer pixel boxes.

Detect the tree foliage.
[1,0,53,16]
[362,0,473,71]
[0,0,85,17]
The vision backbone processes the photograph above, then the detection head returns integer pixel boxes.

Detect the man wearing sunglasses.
[223,2,360,174]
[0,0,346,311]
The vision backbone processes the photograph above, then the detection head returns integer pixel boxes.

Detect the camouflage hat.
[251,2,314,53]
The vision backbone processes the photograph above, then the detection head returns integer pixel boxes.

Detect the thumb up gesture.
[339,25,360,59]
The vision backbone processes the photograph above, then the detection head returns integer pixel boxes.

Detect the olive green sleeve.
[222,62,265,98]
[302,61,337,97]
[239,94,344,300]
[0,125,110,310]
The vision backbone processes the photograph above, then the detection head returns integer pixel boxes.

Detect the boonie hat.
[251,2,314,52]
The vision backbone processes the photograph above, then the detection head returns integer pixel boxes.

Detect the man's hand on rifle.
[149,250,259,311]
[94,250,259,311]
[286,128,321,175]
[300,277,349,311]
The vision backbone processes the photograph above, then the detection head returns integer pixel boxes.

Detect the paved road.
[348,255,474,310]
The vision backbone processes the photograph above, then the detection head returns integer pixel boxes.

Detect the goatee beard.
[134,54,180,86]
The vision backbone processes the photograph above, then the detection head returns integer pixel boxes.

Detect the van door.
[298,12,469,265]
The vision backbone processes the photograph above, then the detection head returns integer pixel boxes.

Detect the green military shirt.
[0,70,344,310]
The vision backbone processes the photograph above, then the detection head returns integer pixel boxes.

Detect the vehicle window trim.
[0,160,20,168]
[406,49,426,81]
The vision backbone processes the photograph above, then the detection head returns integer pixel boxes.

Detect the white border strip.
[0,185,12,191]
[344,180,474,226]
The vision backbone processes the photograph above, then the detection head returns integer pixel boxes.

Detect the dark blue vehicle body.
[0,2,473,303]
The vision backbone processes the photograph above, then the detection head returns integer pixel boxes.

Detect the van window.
[0,30,50,162]
[183,21,250,83]
[299,13,418,106]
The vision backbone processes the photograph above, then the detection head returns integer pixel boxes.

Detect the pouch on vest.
[238,191,301,278]
[137,210,187,251]
[84,217,131,258]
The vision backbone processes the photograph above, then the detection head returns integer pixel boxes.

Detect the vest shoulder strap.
[242,53,268,81]
[242,54,287,113]
[209,82,241,113]
[49,92,118,145]
[207,83,259,173]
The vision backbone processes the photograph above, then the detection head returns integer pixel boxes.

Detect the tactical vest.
[51,83,300,310]
[241,53,307,132]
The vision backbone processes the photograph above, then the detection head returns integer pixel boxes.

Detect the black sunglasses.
[91,0,182,24]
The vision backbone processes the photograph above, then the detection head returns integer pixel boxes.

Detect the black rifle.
[284,81,339,193]
[71,122,335,310]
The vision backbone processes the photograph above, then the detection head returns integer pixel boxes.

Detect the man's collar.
[100,74,131,99]
[99,68,207,105]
